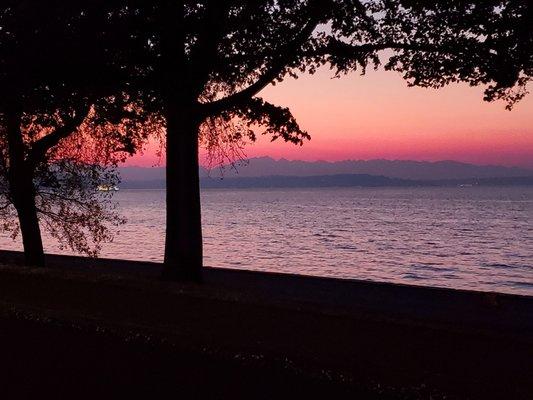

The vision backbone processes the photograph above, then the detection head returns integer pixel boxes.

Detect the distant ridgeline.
[119,159,533,189]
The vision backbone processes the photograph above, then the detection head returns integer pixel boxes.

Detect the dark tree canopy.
[187,0,531,117]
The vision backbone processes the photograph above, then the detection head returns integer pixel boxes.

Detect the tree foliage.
[189,0,531,117]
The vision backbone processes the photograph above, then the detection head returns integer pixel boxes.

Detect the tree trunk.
[15,186,45,267]
[5,104,45,267]
[160,1,203,281]
[162,102,203,281]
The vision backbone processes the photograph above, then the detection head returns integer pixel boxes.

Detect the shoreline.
[1,250,531,331]
[0,250,532,398]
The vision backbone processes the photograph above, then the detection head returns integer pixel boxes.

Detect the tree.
[0,1,157,266]
[137,0,530,281]
[125,0,533,281]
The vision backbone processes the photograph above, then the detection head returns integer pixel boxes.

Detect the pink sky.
[128,67,533,168]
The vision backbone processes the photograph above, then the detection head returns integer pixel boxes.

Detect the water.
[1,187,532,295]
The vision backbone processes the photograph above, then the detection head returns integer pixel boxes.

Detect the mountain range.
[119,157,533,185]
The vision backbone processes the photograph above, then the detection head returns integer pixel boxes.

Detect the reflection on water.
[1,187,532,295]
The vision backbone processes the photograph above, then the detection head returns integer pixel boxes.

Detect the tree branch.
[201,3,326,116]
[28,104,91,165]
[306,39,462,58]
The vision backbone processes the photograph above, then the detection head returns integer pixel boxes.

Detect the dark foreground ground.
[0,251,531,399]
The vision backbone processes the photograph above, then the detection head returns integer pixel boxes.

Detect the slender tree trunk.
[5,104,45,267]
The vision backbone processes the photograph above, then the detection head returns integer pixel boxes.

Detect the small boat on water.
[97,184,119,192]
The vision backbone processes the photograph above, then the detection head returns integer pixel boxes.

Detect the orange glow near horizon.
[126,67,533,169]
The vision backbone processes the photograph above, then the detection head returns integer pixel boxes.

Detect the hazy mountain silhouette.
[213,157,533,180]
[120,157,533,184]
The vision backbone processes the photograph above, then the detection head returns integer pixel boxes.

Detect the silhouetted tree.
[137,0,530,281]
[0,1,158,265]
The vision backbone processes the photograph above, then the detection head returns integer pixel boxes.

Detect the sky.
[127,66,533,169]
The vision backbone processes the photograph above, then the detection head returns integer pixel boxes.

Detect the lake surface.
[1,187,532,295]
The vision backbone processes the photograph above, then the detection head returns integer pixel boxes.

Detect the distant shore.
[0,250,532,399]
[119,174,533,189]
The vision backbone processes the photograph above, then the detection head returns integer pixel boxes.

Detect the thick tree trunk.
[5,105,45,267]
[162,102,203,281]
[160,1,203,281]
